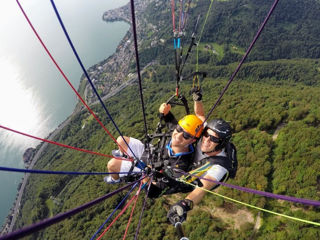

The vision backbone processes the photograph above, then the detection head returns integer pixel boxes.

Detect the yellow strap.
[192,75,200,89]
[180,162,213,183]
[179,179,320,227]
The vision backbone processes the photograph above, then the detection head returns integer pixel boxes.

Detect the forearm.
[185,176,217,205]
[185,187,207,205]
[163,111,178,130]
[194,101,205,122]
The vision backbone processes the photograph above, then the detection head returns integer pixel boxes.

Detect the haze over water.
[0,0,129,227]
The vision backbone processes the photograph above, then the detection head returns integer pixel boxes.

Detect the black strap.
[167,94,190,115]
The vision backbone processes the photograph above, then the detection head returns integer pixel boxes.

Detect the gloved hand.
[163,166,175,179]
[190,87,202,101]
[167,199,193,225]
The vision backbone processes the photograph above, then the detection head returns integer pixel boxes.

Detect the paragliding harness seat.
[124,94,196,197]
[140,130,195,197]
[181,142,238,191]
[136,97,197,198]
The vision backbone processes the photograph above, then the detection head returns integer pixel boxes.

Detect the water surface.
[0,0,129,227]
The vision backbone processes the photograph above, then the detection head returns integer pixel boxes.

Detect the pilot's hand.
[159,103,171,116]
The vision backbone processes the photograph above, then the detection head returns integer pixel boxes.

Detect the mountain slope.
[13,0,320,239]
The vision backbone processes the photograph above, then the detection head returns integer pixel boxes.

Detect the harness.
[180,142,238,188]
[141,134,194,173]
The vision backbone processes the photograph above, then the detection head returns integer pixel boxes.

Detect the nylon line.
[0,125,129,160]
[171,0,176,33]
[15,0,129,159]
[129,0,150,154]
[204,0,280,121]
[180,180,320,227]
[0,178,144,240]
[0,167,142,176]
[176,169,320,207]
[134,175,153,240]
[96,190,138,240]
[196,0,215,72]
[50,0,139,162]
[123,180,143,240]
[90,182,139,240]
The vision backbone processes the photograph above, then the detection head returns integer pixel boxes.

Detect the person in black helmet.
[105,103,204,199]
[168,89,238,225]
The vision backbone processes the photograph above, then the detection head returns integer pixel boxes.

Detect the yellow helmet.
[178,115,204,138]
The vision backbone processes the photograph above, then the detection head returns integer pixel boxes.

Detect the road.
[6,61,155,233]
[7,115,72,233]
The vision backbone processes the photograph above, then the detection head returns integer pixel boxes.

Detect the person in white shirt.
[168,90,237,225]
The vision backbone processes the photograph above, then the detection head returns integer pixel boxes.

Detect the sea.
[0,0,129,227]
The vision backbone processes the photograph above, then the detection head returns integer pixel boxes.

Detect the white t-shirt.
[195,140,228,181]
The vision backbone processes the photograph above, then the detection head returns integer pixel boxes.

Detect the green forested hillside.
[14,0,320,239]
[140,0,320,66]
[15,59,320,239]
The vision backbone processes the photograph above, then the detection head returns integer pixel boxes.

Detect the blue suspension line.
[0,166,141,176]
[50,0,143,166]
[90,182,139,240]
[0,178,144,240]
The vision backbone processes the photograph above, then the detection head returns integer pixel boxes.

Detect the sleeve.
[205,164,228,182]
[162,112,178,131]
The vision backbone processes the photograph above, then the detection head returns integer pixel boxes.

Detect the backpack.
[225,142,238,179]
[197,141,238,179]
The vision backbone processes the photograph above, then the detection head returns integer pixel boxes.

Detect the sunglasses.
[175,125,193,140]
[203,131,221,143]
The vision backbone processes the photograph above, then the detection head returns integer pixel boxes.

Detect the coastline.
[1,114,73,234]
[1,0,152,235]
[79,0,152,105]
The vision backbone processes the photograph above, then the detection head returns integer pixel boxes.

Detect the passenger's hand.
[167,199,193,225]
[159,103,171,115]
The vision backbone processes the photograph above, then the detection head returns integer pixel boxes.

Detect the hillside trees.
[12,0,320,238]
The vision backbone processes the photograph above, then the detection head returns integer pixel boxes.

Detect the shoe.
[112,149,124,157]
[104,175,121,184]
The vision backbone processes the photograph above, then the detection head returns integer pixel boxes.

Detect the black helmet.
[205,119,232,150]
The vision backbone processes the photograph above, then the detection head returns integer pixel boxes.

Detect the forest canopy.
[13,0,320,239]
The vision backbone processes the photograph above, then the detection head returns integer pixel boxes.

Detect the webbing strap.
[181,162,213,183]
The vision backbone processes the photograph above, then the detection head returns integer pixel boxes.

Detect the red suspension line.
[16,0,131,159]
[171,0,176,34]
[178,0,183,34]
[96,193,137,240]
[122,181,143,240]
[0,125,130,161]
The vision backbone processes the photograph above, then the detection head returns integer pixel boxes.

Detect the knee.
[107,158,120,172]
[116,136,130,150]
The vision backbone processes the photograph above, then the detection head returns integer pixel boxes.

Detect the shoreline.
[1,0,152,235]
[0,114,74,234]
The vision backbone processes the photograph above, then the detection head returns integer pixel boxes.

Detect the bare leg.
[116,136,131,155]
[107,136,131,180]
[107,158,121,180]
